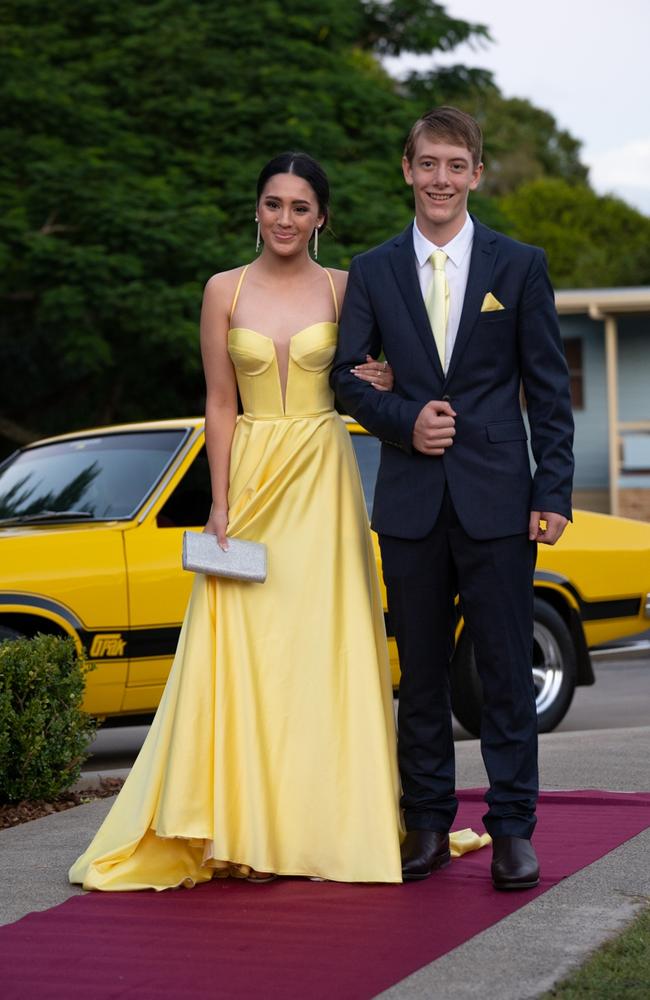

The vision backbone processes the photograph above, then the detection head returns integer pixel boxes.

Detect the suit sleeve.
[518,250,575,519]
[330,256,422,452]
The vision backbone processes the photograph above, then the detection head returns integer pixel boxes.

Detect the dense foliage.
[501,179,650,289]
[0,634,96,803]
[0,1,647,449]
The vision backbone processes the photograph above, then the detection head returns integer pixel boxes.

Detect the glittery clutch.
[182,531,267,583]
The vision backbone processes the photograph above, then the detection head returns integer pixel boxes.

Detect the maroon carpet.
[2,790,649,999]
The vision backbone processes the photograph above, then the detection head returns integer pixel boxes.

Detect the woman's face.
[257,173,324,258]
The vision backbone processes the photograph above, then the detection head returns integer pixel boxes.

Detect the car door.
[122,439,211,710]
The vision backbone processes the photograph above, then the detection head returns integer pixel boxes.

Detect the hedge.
[0,634,97,803]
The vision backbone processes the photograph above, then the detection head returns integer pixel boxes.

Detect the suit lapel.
[388,226,444,379]
[444,219,498,385]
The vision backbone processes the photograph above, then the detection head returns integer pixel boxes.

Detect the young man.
[331,107,574,889]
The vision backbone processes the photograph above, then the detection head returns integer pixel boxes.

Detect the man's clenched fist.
[413,400,456,456]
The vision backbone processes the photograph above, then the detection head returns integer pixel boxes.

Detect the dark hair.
[404,107,483,167]
[256,152,330,229]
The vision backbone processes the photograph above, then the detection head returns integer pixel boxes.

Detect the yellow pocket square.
[481,292,505,312]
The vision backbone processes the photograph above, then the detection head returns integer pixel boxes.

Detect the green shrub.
[0,634,97,803]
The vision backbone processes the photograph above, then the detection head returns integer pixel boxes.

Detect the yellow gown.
[69,268,404,888]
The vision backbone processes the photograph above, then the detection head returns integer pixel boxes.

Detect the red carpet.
[1,790,649,999]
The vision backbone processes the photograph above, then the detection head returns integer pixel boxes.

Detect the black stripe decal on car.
[534,572,641,621]
[0,592,83,630]
[78,627,182,660]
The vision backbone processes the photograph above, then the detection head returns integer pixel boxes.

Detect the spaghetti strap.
[229,265,249,319]
[323,269,339,323]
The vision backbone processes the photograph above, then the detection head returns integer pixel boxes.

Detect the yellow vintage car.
[1,417,649,734]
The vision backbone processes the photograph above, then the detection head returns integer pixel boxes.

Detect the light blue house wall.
[616,316,650,488]
[560,315,607,488]
[559,314,650,490]
[617,316,650,422]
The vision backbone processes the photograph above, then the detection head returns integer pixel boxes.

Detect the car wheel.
[450,599,577,736]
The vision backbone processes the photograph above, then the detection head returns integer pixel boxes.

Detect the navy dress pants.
[380,488,539,839]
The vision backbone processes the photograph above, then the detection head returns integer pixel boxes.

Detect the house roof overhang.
[555,287,650,316]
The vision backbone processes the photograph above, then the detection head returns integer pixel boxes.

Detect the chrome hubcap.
[531,622,564,715]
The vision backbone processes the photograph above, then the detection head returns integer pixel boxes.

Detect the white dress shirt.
[412,214,474,374]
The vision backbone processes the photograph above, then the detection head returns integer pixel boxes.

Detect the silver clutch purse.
[182,531,267,583]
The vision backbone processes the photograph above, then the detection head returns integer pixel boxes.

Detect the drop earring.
[313,225,319,260]
[255,217,261,253]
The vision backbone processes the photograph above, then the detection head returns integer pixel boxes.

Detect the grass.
[542,903,650,998]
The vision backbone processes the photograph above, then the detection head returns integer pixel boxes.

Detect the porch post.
[604,314,619,516]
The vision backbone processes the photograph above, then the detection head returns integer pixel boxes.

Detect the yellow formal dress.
[69,268,405,888]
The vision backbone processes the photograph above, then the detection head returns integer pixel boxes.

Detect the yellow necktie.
[425,249,449,368]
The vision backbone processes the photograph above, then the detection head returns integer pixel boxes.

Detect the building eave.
[556,287,650,315]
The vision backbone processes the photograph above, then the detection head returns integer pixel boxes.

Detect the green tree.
[474,95,588,196]
[359,0,489,55]
[0,1,596,448]
[0,0,492,445]
[500,179,650,288]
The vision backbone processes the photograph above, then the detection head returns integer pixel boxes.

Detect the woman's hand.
[351,355,394,392]
[204,506,229,550]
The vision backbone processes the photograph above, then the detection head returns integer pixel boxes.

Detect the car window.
[0,430,187,522]
[157,446,212,528]
[350,433,380,517]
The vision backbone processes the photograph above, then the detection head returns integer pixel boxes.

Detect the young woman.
[69,153,404,888]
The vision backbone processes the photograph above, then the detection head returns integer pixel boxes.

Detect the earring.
[313,225,319,260]
[255,217,261,253]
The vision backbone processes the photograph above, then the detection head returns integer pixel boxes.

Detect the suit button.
[442,395,451,402]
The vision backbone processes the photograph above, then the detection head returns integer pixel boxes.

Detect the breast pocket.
[473,308,518,370]
[478,306,516,325]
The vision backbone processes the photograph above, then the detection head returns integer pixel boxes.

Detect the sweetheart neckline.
[228,322,337,415]
[228,322,338,347]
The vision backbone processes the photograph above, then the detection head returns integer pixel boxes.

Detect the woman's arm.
[200,272,239,549]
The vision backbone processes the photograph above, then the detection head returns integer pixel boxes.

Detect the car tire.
[450,599,577,736]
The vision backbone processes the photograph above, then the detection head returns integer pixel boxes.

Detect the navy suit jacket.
[331,219,575,541]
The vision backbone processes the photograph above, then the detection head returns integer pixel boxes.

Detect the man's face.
[402,133,483,245]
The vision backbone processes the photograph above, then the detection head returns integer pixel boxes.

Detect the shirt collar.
[412,214,474,269]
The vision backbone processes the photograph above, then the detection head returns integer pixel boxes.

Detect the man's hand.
[412,400,456,456]
[529,511,568,545]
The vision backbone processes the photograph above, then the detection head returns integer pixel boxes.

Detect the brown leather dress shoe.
[400,830,451,881]
[491,836,540,890]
